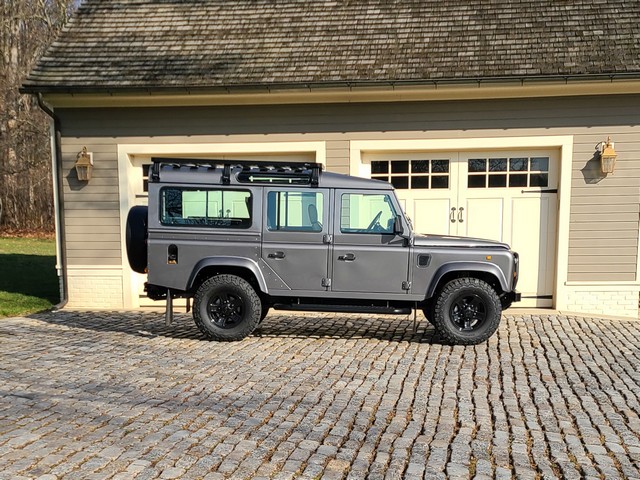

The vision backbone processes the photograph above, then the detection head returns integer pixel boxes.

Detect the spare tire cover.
[126,206,148,274]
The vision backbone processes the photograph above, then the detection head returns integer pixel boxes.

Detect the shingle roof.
[23,0,640,92]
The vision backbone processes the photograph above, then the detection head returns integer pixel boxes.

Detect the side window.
[266,191,324,232]
[341,193,396,234]
[161,188,251,228]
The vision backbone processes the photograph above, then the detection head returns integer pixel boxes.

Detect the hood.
[413,233,510,250]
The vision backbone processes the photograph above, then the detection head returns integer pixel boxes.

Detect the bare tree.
[0,0,77,232]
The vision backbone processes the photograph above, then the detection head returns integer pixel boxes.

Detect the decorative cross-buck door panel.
[364,149,559,308]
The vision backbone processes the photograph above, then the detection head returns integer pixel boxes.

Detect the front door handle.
[338,253,356,261]
[458,207,464,223]
[268,251,286,259]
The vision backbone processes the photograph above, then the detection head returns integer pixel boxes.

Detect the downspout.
[37,93,68,309]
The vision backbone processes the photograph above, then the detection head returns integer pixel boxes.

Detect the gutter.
[19,72,640,96]
[36,93,68,309]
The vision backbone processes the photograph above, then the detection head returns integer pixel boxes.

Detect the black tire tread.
[433,277,501,345]
[193,274,261,341]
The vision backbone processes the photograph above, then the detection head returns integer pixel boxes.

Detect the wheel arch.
[187,257,268,295]
[426,262,508,300]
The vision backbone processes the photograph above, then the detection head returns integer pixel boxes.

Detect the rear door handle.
[338,253,356,261]
[268,251,286,259]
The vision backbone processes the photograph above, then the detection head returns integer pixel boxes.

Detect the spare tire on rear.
[126,206,148,274]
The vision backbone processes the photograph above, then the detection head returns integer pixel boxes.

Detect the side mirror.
[394,215,404,235]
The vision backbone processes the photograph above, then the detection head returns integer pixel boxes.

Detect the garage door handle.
[338,253,356,261]
[458,207,464,223]
[450,207,456,223]
[268,251,286,259]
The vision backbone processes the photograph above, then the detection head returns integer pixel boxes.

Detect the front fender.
[426,261,509,299]
[187,256,269,294]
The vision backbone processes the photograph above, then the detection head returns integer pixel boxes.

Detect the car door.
[331,189,410,294]
[261,187,331,293]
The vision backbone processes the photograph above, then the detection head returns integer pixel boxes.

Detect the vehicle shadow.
[28,309,440,344]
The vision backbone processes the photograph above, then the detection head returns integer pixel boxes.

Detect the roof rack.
[150,158,323,186]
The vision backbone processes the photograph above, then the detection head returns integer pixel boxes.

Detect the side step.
[273,303,411,315]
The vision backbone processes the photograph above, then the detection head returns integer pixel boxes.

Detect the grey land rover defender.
[126,159,520,345]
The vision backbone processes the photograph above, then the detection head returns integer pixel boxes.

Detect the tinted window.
[161,188,251,228]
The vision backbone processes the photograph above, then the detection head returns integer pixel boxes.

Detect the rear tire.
[433,277,501,345]
[193,275,261,341]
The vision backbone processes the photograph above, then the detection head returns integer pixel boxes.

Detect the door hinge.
[322,278,332,288]
[402,281,412,291]
[323,234,333,244]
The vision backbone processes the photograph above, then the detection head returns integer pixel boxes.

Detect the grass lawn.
[0,236,58,318]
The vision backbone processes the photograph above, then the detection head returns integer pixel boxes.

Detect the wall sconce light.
[75,147,93,181]
[597,137,617,174]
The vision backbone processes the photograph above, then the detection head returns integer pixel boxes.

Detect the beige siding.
[58,94,640,281]
[61,140,120,266]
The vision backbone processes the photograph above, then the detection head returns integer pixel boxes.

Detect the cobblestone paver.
[0,310,639,479]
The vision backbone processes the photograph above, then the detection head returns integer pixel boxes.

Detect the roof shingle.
[23,0,640,92]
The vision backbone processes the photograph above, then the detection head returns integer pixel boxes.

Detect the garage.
[363,150,559,308]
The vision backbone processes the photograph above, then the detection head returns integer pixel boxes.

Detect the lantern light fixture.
[597,137,617,175]
[75,147,93,181]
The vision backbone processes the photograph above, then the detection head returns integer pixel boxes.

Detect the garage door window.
[467,156,549,189]
[371,159,449,190]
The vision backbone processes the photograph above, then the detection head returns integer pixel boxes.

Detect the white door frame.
[350,136,574,310]
[117,141,327,308]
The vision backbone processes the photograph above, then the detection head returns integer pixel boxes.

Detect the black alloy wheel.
[450,293,487,331]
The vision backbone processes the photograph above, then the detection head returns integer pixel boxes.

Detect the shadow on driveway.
[28,309,439,344]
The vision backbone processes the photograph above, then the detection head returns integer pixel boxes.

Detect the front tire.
[193,275,261,341]
[433,278,501,345]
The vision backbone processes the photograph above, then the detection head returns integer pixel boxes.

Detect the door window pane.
[529,173,549,187]
[371,161,389,174]
[431,176,449,189]
[489,158,507,172]
[509,174,528,187]
[266,191,324,232]
[411,176,429,189]
[468,175,486,188]
[510,158,528,171]
[468,159,487,173]
[488,174,507,188]
[391,161,409,173]
[431,160,449,173]
[530,157,549,171]
[411,160,429,173]
[390,176,409,189]
[341,193,397,234]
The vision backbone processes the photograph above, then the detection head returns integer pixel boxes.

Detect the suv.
[126,159,520,345]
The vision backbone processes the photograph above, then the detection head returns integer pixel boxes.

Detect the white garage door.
[364,150,558,308]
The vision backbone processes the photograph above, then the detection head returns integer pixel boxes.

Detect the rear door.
[261,187,331,292]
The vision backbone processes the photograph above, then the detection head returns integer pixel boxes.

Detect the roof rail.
[150,158,323,186]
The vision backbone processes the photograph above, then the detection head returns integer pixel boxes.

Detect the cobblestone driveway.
[0,311,639,480]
